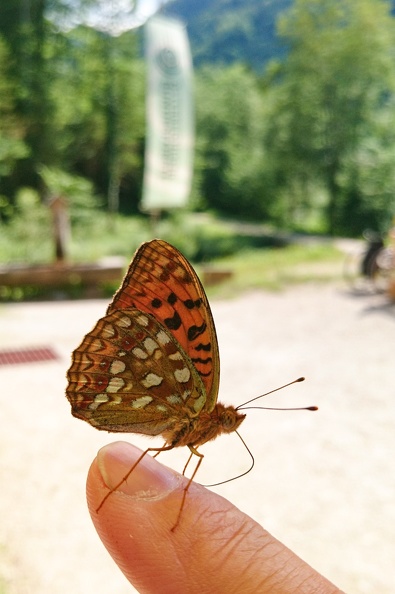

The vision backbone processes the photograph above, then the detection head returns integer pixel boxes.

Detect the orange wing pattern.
[67,307,208,435]
[107,239,220,411]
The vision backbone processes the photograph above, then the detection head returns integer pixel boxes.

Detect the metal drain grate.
[0,346,59,366]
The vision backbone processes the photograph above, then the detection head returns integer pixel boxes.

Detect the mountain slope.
[162,0,292,71]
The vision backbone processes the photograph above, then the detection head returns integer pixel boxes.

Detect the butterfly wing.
[66,308,208,434]
[107,239,220,411]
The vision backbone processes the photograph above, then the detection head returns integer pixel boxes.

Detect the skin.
[87,441,345,594]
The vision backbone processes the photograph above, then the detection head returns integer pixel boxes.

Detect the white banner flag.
[141,16,194,211]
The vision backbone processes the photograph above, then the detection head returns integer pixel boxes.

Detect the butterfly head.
[215,402,246,434]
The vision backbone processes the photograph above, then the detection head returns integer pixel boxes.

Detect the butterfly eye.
[219,408,244,431]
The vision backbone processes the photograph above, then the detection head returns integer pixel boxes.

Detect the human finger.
[86,441,343,594]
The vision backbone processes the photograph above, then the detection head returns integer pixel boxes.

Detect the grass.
[200,242,344,299]
[0,209,345,300]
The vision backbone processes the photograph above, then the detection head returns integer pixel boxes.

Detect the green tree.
[0,35,29,208]
[194,64,266,218]
[0,1,141,210]
[263,0,395,234]
[0,1,60,187]
[48,26,145,212]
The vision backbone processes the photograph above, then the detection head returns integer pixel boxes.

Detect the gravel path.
[0,283,394,594]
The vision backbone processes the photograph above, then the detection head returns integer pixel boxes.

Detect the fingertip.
[86,442,185,589]
[86,443,343,594]
[86,441,182,535]
[96,441,180,500]
[85,441,246,590]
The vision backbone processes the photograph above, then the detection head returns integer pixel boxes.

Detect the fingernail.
[97,441,179,500]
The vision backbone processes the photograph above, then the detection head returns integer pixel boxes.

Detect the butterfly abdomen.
[164,403,246,449]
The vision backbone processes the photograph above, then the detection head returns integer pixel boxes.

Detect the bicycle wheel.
[343,250,376,293]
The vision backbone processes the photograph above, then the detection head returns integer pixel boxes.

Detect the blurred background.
[0,1,395,593]
[1,0,395,282]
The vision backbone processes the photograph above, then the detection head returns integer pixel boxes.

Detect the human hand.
[87,441,344,594]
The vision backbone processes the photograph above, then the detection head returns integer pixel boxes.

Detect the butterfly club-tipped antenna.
[236,376,318,412]
[205,377,317,489]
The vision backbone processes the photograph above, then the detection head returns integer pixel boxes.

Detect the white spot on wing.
[174,367,191,384]
[157,330,171,345]
[144,337,158,355]
[88,393,109,410]
[95,393,109,403]
[141,373,163,388]
[132,347,148,360]
[156,404,168,412]
[107,377,125,393]
[167,394,182,405]
[193,394,206,412]
[169,351,183,361]
[131,395,153,409]
[101,324,115,338]
[110,360,126,375]
[116,315,132,328]
[136,314,149,327]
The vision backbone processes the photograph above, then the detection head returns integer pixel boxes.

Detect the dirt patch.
[0,283,394,594]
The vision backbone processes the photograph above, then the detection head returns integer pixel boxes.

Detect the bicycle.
[344,230,395,293]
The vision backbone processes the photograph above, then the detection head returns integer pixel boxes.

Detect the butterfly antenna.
[236,377,317,412]
[203,430,254,488]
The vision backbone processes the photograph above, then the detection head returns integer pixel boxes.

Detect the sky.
[82,0,167,33]
[132,0,166,26]
[138,0,164,18]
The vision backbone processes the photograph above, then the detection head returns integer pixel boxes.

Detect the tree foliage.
[1,0,395,242]
[48,26,145,212]
[263,0,395,234]
[0,36,29,183]
[193,64,267,217]
[0,1,143,212]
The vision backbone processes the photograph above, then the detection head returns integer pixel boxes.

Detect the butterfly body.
[161,401,245,450]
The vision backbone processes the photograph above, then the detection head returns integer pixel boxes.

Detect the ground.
[0,281,394,594]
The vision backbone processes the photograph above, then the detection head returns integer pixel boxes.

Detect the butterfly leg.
[171,445,204,532]
[182,450,194,476]
[153,446,166,459]
[96,444,175,513]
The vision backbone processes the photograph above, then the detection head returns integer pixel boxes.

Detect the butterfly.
[66,239,312,529]
[66,239,247,529]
